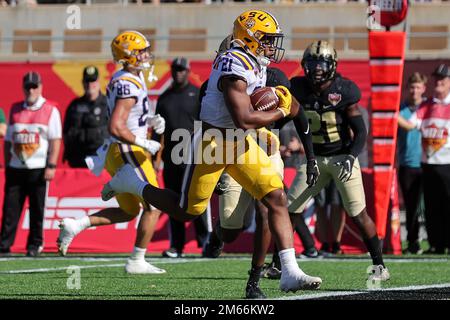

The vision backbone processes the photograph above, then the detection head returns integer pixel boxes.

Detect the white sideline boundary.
[0,256,448,274]
[0,258,216,274]
[1,256,448,263]
[276,283,450,300]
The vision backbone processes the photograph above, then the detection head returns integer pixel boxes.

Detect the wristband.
[46,163,56,169]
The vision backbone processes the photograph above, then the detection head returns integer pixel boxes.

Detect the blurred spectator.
[397,72,427,254]
[0,108,7,168]
[155,57,210,258]
[0,108,6,138]
[279,121,303,169]
[0,71,61,257]
[398,64,450,254]
[63,66,109,168]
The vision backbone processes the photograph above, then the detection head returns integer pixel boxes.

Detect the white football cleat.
[102,164,143,201]
[125,259,166,274]
[280,271,322,293]
[56,218,79,256]
[368,265,390,281]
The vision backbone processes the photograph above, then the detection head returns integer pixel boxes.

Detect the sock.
[272,244,281,270]
[332,242,341,253]
[130,246,146,261]
[74,216,91,234]
[136,181,148,197]
[320,242,330,252]
[363,236,385,267]
[247,265,263,285]
[211,226,223,246]
[279,248,303,275]
[292,212,316,250]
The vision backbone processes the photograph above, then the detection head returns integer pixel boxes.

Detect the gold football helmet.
[301,40,338,85]
[232,10,285,66]
[111,30,153,70]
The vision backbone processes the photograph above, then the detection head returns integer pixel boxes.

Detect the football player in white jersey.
[57,31,166,274]
[103,11,322,293]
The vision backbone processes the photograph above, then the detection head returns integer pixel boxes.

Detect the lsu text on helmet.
[232,10,285,66]
[301,40,338,85]
[111,30,153,71]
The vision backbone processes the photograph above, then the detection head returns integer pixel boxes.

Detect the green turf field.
[0,254,449,300]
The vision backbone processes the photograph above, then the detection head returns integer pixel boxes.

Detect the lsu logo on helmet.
[232,10,285,66]
[111,30,152,70]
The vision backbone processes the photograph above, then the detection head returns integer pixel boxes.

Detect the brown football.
[250,87,279,112]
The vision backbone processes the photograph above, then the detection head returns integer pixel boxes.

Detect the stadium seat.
[291,27,331,51]
[168,28,207,52]
[334,27,368,51]
[13,29,52,54]
[63,29,103,53]
[409,25,448,50]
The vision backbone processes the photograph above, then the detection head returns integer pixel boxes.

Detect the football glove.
[306,159,320,188]
[275,85,292,117]
[334,155,355,182]
[148,114,166,135]
[134,136,161,155]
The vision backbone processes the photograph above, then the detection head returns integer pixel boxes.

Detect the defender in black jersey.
[288,41,390,281]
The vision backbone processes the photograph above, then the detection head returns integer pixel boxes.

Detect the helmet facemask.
[302,56,336,85]
[126,46,158,82]
[256,33,285,64]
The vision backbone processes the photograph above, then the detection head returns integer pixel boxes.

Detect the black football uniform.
[290,74,361,157]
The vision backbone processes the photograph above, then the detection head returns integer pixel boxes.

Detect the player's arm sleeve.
[344,81,366,157]
[346,79,362,105]
[347,110,367,158]
[293,107,315,161]
[48,107,62,140]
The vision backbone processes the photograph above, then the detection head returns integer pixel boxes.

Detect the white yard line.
[276,291,366,300]
[276,283,450,300]
[0,263,125,274]
[0,257,222,274]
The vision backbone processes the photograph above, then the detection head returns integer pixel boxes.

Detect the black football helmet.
[301,40,338,85]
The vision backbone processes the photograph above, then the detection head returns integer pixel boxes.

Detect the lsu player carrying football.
[202,39,319,298]
[103,10,322,292]
[57,31,166,274]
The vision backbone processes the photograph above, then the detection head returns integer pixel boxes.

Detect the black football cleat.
[259,262,282,279]
[202,240,224,258]
[245,282,266,299]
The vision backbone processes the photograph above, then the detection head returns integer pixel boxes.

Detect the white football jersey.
[200,47,267,128]
[106,69,151,140]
